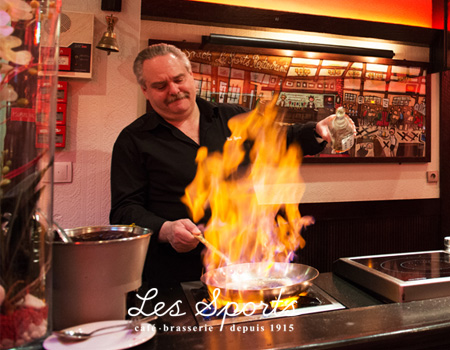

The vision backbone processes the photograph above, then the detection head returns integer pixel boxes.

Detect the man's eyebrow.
[150,80,167,88]
[149,74,185,88]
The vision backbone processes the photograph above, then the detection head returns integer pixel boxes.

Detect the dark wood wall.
[295,199,442,272]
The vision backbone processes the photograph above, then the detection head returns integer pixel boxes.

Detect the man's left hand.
[315,113,356,143]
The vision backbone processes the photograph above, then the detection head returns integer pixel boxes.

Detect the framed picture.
[148,39,430,163]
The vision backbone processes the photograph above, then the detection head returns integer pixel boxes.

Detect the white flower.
[0,34,31,65]
[0,83,18,101]
[0,10,13,37]
[0,0,32,22]
[21,293,46,309]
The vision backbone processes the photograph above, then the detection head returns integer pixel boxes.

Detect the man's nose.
[168,82,180,94]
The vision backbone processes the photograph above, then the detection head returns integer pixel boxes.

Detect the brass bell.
[96,14,119,55]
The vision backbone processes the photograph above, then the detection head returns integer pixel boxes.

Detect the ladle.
[54,315,158,341]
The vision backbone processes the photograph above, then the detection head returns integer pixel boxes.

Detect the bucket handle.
[36,209,73,243]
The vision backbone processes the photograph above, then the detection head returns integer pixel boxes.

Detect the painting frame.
[148,39,431,163]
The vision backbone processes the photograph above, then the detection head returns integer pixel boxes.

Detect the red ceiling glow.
[189,0,433,28]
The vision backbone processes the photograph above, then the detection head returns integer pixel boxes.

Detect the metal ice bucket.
[52,225,152,330]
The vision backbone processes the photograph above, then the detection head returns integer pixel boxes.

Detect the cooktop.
[181,281,345,327]
[333,243,450,302]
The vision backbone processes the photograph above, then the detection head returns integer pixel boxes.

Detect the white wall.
[53,0,141,228]
[52,5,439,229]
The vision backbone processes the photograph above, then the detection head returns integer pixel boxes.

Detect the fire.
[270,293,304,309]
[182,96,312,272]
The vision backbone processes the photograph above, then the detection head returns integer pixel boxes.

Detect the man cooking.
[110,43,335,288]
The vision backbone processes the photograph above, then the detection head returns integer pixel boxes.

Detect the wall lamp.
[202,34,395,59]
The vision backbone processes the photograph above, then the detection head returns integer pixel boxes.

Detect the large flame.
[182,97,312,273]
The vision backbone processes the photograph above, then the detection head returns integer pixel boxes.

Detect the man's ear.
[140,85,149,98]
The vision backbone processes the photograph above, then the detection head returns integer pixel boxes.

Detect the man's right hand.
[158,219,202,252]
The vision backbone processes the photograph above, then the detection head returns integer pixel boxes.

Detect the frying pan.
[200,262,319,304]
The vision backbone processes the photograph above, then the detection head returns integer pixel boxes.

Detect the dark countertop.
[132,273,450,350]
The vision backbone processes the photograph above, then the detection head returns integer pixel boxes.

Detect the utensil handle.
[132,315,158,325]
[89,322,130,335]
[93,315,158,334]
[193,234,231,264]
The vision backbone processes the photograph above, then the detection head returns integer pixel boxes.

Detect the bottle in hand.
[328,107,354,153]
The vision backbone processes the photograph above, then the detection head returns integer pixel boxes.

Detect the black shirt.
[110,97,326,287]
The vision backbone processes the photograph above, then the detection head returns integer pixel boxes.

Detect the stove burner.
[380,257,450,274]
[353,252,450,281]
[181,281,345,327]
[401,259,450,271]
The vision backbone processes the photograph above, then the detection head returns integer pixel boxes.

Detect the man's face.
[141,54,196,122]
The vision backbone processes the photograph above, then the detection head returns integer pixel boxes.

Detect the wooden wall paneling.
[295,199,441,272]
[440,71,450,238]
